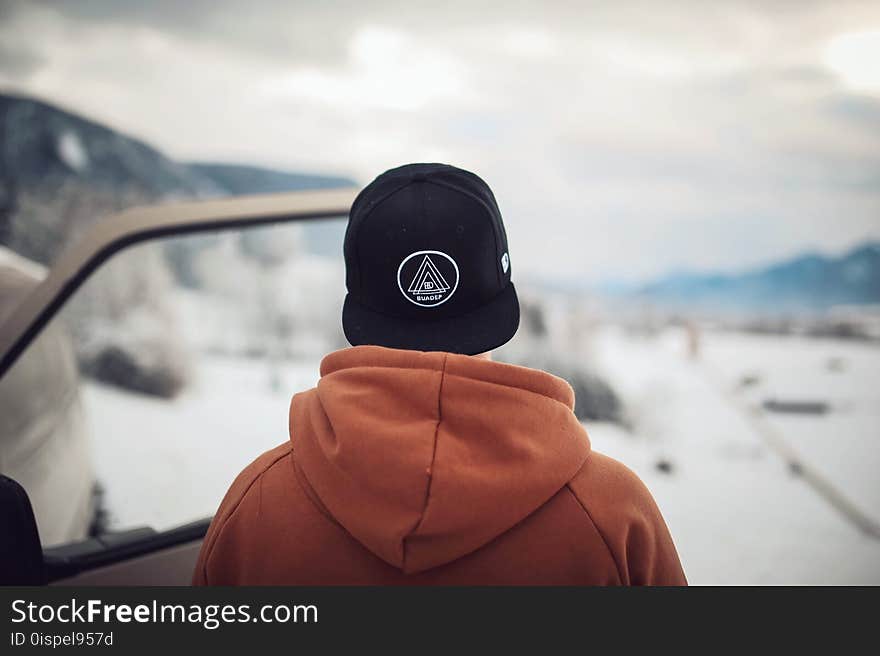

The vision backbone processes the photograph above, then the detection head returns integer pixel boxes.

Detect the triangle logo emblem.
[407,255,451,294]
[397,250,460,308]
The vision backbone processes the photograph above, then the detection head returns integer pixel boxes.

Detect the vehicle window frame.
[0,188,358,580]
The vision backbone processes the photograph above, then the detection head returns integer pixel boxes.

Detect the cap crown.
[344,163,512,321]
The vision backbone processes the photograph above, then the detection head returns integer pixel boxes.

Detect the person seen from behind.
[193,163,687,585]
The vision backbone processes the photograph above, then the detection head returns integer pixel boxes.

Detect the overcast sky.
[1,0,879,282]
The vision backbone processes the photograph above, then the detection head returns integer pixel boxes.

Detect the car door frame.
[0,187,358,584]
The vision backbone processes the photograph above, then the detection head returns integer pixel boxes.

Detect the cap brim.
[343,283,520,356]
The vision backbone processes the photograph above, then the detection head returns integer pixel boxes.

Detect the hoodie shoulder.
[567,451,687,586]
[192,442,291,585]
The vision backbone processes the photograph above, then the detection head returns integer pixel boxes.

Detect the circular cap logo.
[397,250,459,307]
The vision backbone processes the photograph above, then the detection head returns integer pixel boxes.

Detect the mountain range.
[0,92,353,264]
[628,243,880,313]
[2,91,878,313]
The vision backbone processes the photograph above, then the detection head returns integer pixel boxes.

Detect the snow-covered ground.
[83,357,319,533]
[589,326,880,584]
[80,327,880,584]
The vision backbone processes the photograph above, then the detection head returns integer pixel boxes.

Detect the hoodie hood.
[290,346,590,574]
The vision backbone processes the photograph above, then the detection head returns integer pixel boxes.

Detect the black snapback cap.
[342,163,519,355]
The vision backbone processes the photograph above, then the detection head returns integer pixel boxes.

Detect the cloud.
[0,42,44,79]
[1,0,879,281]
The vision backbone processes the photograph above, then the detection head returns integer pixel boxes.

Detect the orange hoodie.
[193,346,686,585]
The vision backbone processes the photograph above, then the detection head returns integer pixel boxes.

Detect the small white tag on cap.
[501,252,509,274]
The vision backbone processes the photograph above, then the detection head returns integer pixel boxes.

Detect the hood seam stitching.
[290,451,338,526]
[564,483,625,585]
[201,447,291,584]
[401,351,449,572]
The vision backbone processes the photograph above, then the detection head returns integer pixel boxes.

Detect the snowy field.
[81,326,880,584]
[82,357,320,534]
[589,327,880,584]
